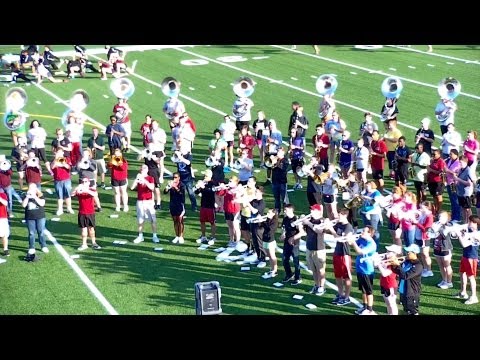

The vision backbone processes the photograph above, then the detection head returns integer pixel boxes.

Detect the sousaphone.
[110,78,135,99]
[233,76,255,98]
[380,76,403,122]
[161,77,181,98]
[4,88,28,131]
[316,74,337,119]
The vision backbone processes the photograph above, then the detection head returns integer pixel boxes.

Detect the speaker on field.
[195,281,222,315]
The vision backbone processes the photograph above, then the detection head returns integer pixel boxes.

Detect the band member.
[72,178,101,251]
[259,208,279,277]
[210,149,225,212]
[42,45,63,71]
[10,62,33,83]
[66,56,86,79]
[140,115,153,147]
[163,95,186,129]
[360,181,383,248]
[22,150,42,190]
[105,115,125,156]
[194,170,217,245]
[87,128,107,189]
[0,188,11,257]
[22,183,47,259]
[322,165,338,220]
[440,123,461,159]
[426,149,446,216]
[312,124,329,171]
[27,120,48,167]
[208,129,227,163]
[164,172,186,244]
[345,172,360,229]
[353,138,369,187]
[113,98,133,152]
[11,136,29,190]
[263,120,283,185]
[399,192,418,247]
[50,149,74,216]
[393,136,411,188]
[289,127,305,190]
[348,225,377,315]
[131,165,159,244]
[64,112,84,173]
[301,204,328,296]
[280,204,303,285]
[0,157,22,217]
[253,111,269,167]
[325,111,346,164]
[325,208,354,305]
[178,112,196,153]
[380,97,399,122]
[383,120,402,179]
[409,143,430,206]
[318,93,335,123]
[249,187,267,268]
[415,118,435,156]
[271,147,289,214]
[377,244,401,315]
[456,215,480,305]
[238,177,257,254]
[149,120,167,187]
[238,125,255,160]
[415,201,435,278]
[463,130,479,168]
[386,186,405,247]
[454,155,476,222]
[51,128,72,162]
[432,211,454,289]
[35,58,66,84]
[175,141,197,212]
[338,130,354,178]
[73,45,99,73]
[391,244,423,315]
[232,95,254,131]
[108,148,129,212]
[435,97,457,135]
[306,162,323,207]
[219,115,236,169]
[359,112,378,148]
[142,142,164,210]
[237,148,254,185]
[288,104,309,140]
[369,130,388,193]
[216,176,242,247]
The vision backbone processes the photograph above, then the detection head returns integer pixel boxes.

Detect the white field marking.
[388,68,397,71]
[350,71,357,75]
[146,91,152,95]
[310,75,317,79]
[252,56,270,60]
[209,85,217,89]
[446,62,455,65]
[171,47,445,142]
[427,64,435,67]
[43,229,118,315]
[290,77,298,80]
[35,100,42,104]
[408,66,416,69]
[188,87,195,91]
[270,45,480,99]
[33,83,173,176]
[386,45,480,65]
[103,94,109,99]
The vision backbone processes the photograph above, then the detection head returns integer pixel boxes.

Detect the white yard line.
[43,230,118,315]
[385,45,480,65]
[171,47,445,142]
[269,45,480,100]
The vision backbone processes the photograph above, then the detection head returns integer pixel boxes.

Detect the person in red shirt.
[50,149,74,216]
[107,148,129,212]
[369,130,388,193]
[73,178,101,251]
[238,125,255,160]
[426,149,446,216]
[22,150,42,190]
[377,244,401,315]
[0,188,10,256]
[0,157,22,217]
[113,98,132,152]
[140,114,153,147]
[312,124,329,173]
[131,165,158,244]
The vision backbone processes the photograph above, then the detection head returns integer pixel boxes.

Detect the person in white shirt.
[440,123,462,159]
[353,138,370,186]
[435,98,457,135]
[219,115,237,168]
[27,120,49,167]
[232,96,254,131]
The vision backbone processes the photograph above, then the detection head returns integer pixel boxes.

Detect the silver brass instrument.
[380,76,403,121]
[111,78,135,99]
[436,77,461,122]
[161,77,181,99]
[333,233,361,243]
[232,159,243,170]
[233,76,255,98]
[316,74,337,118]
[171,151,182,164]
[291,214,313,227]
[26,158,39,167]
[264,155,277,169]
[312,219,339,231]
[246,215,268,224]
[77,158,90,170]
[212,183,230,192]
[0,159,12,171]
[138,148,152,161]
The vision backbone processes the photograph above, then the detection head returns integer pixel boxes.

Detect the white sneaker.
[296,183,303,190]
[9,213,14,218]
[425,270,434,277]
[196,236,207,244]
[446,282,454,289]
[171,237,179,244]
[207,237,216,246]
[56,209,64,216]
[123,206,129,212]
[133,235,144,244]
[178,237,185,244]
[77,244,88,251]
[437,280,446,288]
[67,208,74,214]
[152,235,160,243]
[439,282,450,290]
[115,206,121,212]
[41,247,49,253]
[257,261,267,268]
[28,249,36,255]
[465,296,479,305]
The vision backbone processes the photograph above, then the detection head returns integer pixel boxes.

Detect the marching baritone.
[164,172,186,244]
[131,165,159,244]
[72,177,102,251]
[108,148,129,212]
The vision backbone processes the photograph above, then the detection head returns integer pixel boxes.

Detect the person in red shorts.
[455,215,480,305]
[195,169,216,245]
[108,148,129,212]
[72,177,101,251]
[377,244,401,315]
[0,188,10,256]
[326,208,354,305]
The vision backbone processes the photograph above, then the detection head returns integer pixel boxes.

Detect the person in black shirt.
[10,63,32,83]
[164,172,186,244]
[194,169,217,245]
[259,208,279,277]
[271,147,290,214]
[42,46,63,71]
[175,146,197,212]
[142,143,164,210]
[415,118,435,156]
[22,183,47,259]
[394,136,412,187]
[289,105,309,139]
[248,187,267,267]
[280,204,303,285]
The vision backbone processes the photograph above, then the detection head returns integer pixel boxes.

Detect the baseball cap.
[204,169,213,177]
[310,204,323,212]
[404,244,421,254]
[385,244,402,254]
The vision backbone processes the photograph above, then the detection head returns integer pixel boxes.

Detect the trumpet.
[264,155,277,168]
[312,219,339,231]
[360,252,389,263]
[212,183,230,192]
[380,255,407,266]
[193,180,206,191]
[111,155,123,166]
[291,214,312,227]
[246,215,268,224]
[333,233,361,243]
